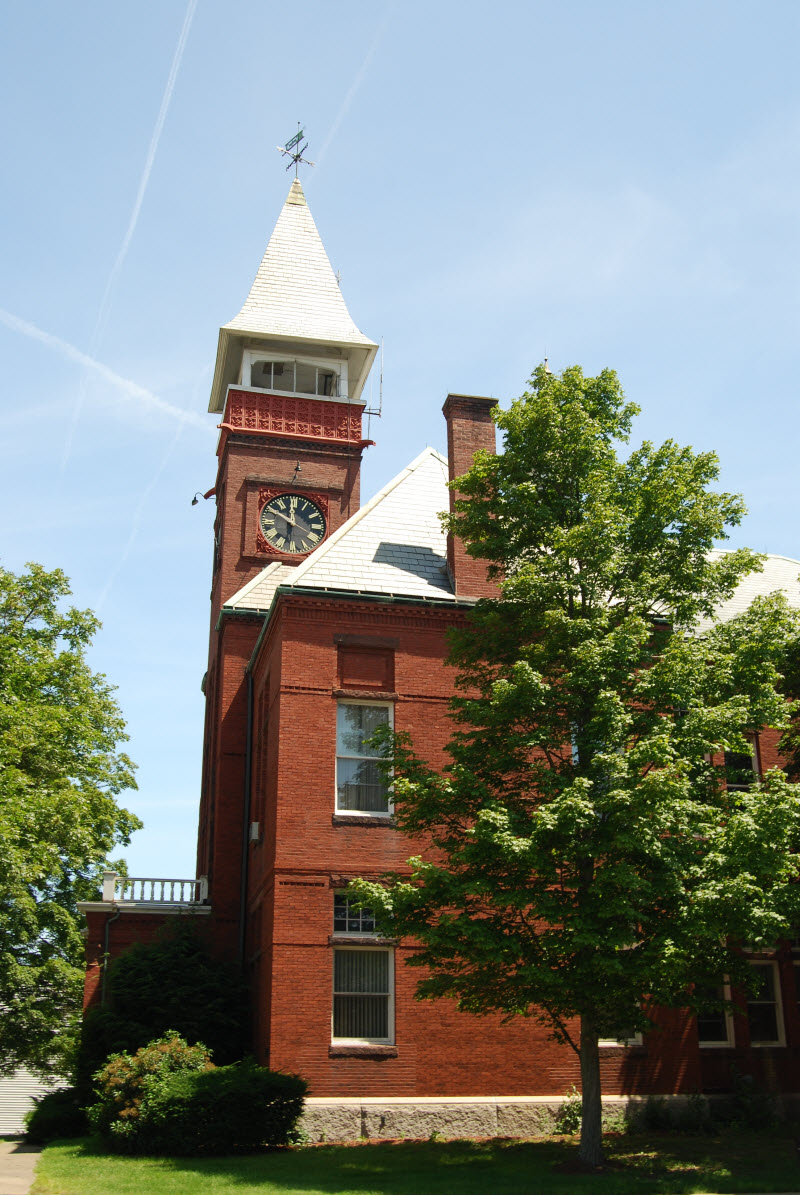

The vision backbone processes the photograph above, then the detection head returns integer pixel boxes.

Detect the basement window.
[332,946,394,1043]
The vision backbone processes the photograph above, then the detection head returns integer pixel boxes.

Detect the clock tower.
[198,178,377,945]
[207,177,378,629]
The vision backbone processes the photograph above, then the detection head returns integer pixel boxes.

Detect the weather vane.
[277,124,315,177]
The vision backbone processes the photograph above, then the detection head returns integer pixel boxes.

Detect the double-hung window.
[335,702,392,815]
[724,740,759,791]
[746,961,785,1046]
[696,984,734,1048]
[332,896,393,1043]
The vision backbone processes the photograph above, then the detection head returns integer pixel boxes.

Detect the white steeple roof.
[208,179,377,413]
[225,179,375,347]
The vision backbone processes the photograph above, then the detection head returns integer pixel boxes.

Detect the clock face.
[259,493,326,555]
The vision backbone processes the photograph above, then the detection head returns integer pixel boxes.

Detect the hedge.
[103,1059,308,1155]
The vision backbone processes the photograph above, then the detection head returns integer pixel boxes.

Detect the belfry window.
[241,352,343,398]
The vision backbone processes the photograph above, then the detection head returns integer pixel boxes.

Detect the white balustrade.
[100,871,209,904]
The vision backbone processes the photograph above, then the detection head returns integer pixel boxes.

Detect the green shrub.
[553,1086,582,1134]
[716,1069,777,1130]
[24,1088,87,1143]
[107,1059,308,1155]
[675,1092,714,1133]
[88,1032,213,1137]
[641,1092,714,1134]
[602,1106,630,1134]
[76,924,248,1097]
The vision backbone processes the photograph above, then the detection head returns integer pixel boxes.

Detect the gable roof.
[695,550,800,632]
[224,461,800,634]
[224,448,457,614]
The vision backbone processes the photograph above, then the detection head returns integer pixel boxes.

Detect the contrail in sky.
[94,360,213,610]
[95,422,185,612]
[96,0,199,344]
[315,4,396,168]
[0,308,207,431]
[60,0,199,469]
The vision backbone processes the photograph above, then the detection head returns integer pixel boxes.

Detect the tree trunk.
[578,1014,603,1167]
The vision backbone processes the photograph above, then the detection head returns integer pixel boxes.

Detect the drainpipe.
[238,670,254,966]
[101,907,121,1006]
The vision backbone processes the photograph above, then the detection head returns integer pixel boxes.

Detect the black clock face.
[259,493,326,555]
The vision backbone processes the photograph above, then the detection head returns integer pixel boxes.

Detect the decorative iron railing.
[101,872,209,904]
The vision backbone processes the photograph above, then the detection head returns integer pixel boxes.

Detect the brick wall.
[233,591,767,1098]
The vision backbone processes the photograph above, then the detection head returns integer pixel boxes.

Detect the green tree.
[352,366,800,1167]
[0,563,140,1077]
[77,924,249,1095]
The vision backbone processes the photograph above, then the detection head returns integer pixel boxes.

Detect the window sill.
[332,814,395,827]
[329,934,397,946]
[329,1045,397,1059]
[333,688,399,701]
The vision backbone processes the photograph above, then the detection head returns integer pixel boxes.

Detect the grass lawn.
[31,1132,800,1195]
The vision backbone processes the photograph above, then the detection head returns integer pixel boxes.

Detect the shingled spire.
[208,179,377,413]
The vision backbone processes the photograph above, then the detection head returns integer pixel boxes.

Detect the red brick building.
[82,178,800,1138]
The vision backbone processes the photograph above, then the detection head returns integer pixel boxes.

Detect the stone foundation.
[300,1092,800,1143]
[301,1095,622,1143]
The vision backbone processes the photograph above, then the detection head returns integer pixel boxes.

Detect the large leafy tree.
[0,563,140,1077]
[353,366,800,1167]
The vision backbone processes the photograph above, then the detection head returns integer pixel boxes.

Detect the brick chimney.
[442,393,498,599]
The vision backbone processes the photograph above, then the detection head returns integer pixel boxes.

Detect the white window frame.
[331,945,394,1045]
[598,1032,643,1047]
[240,351,347,400]
[697,982,735,1049]
[723,738,760,792]
[746,960,785,1047]
[333,892,379,937]
[335,700,393,817]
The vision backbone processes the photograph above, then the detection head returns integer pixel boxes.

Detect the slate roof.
[224,457,800,632]
[224,179,376,351]
[224,448,456,614]
[695,550,800,632]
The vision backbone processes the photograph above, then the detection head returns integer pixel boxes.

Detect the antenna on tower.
[277,124,315,177]
[365,338,383,420]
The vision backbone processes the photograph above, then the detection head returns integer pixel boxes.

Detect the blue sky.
[1,1,798,879]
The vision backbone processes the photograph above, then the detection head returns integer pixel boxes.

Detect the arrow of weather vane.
[277,126,315,177]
